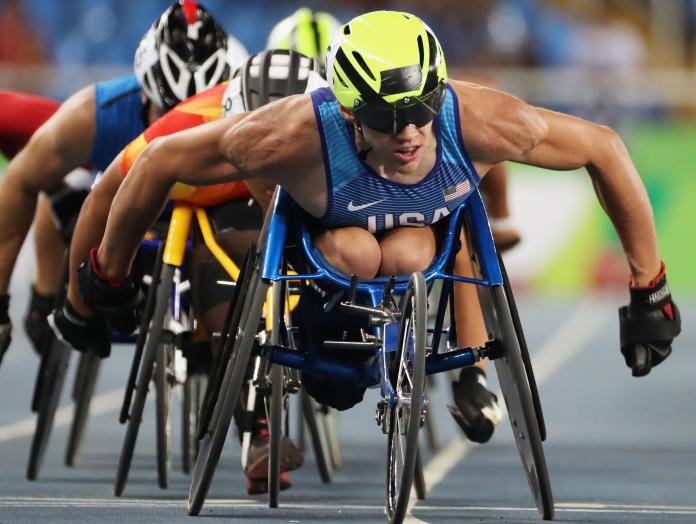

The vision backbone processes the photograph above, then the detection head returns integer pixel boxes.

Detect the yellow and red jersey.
[120,82,251,206]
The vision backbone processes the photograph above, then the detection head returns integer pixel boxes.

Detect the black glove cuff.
[29,287,56,315]
[77,247,141,315]
[628,264,671,312]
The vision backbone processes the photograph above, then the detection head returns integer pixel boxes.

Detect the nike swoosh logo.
[347,198,387,212]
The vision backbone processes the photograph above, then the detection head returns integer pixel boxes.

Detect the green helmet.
[266,8,341,74]
[326,11,448,134]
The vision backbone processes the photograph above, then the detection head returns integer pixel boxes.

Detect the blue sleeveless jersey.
[90,75,145,172]
[310,85,480,234]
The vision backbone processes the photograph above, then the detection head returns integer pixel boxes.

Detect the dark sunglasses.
[353,84,445,135]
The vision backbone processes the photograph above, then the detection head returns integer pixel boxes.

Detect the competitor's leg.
[479,163,521,251]
[51,171,122,356]
[25,195,65,354]
[450,231,502,442]
[189,200,301,495]
[33,195,65,295]
[314,227,382,279]
[377,226,436,276]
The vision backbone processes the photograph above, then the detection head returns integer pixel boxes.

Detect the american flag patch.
[443,180,471,202]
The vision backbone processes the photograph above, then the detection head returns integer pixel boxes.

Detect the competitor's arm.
[0,86,95,293]
[511,107,659,286]
[97,93,320,280]
[453,80,659,286]
[97,114,250,280]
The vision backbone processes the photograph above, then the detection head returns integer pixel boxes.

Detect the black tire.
[71,351,90,402]
[498,254,547,441]
[120,242,165,424]
[491,285,554,520]
[385,272,427,524]
[301,392,333,484]
[182,373,205,474]
[187,274,268,516]
[65,352,100,466]
[197,244,256,440]
[319,405,342,469]
[114,263,175,497]
[423,376,442,452]
[27,338,71,480]
[413,446,426,500]
[268,362,284,508]
[155,340,174,488]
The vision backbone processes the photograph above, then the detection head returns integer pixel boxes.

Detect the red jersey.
[0,90,59,159]
[120,83,251,206]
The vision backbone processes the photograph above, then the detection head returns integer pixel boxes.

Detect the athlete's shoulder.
[447,79,547,164]
[174,82,227,119]
[94,74,140,95]
[224,92,319,174]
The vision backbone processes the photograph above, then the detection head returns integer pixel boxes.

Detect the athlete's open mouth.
[393,145,421,162]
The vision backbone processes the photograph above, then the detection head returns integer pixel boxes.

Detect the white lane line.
[0,388,124,443]
[418,297,610,496]
[2,497,696,516]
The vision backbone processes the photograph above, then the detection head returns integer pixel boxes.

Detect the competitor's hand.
[77,247,142,334]
[619,262,681,377]
[0,295,11,365]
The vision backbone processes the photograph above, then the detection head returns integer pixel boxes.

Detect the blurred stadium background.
[1,0,694,294]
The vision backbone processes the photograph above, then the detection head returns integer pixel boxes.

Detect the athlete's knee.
[315,227,381,279]
[378,227,436,275]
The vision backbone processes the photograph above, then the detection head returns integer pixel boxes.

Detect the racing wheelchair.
[187,188,554,523]
[114,202,336,495]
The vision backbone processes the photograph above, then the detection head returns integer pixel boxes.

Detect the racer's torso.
[311,85,480,234]
[0,90,59,159]
[91,75,146,172]
[120,82,251,205]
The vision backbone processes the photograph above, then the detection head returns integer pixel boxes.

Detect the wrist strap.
[628,261,670,311]
[89,247,126,288]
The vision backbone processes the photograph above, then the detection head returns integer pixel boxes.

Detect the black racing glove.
[619,262,681,377]
[23,287,55,356]
[0,294,11,365]
[77,247,142,335]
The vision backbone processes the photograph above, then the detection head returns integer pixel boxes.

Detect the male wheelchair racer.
[188,187,554,524]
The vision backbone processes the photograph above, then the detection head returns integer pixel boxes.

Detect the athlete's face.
[361,120,436,172]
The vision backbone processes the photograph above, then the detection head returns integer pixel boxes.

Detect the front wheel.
[385,272,427,524]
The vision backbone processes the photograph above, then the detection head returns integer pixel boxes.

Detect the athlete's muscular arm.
[514,108,659,285]
[452,80,660,286]
[98,94,323,281]
[0,86,95,293]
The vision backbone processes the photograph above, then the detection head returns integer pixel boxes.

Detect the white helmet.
[223,49,324,118]
[134,1,230,110]
[226,34,249,72]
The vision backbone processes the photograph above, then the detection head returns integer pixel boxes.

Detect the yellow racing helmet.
[326,11,448,134]
[266,7,341,74]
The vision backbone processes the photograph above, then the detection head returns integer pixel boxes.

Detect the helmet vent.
[417,35,424,68]
[167,55,180,82]
[334,69,348,88]
[351,51,375,81]
[343,25,351,35]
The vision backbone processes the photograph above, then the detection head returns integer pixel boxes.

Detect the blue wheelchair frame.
[258,187,503,410]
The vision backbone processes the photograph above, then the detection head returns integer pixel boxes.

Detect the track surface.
[1,282,694,523]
